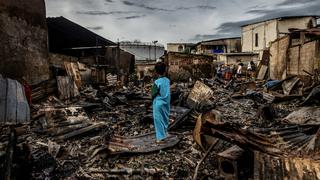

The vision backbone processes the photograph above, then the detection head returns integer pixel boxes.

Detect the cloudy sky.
[45,0,320,45]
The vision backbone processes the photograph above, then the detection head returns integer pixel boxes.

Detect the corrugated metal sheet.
[208,123,320,157]
[202,121,320,179]
[254,151,320,180]
[107,133,180,155]
[0,75,30,124]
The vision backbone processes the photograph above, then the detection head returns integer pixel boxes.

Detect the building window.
[255,33,259,47]
[178,45,183,52]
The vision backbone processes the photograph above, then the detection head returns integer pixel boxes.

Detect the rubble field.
[1,74,320,179]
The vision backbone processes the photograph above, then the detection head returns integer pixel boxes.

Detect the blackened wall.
[105,47,135,75]
[0,0,49,85]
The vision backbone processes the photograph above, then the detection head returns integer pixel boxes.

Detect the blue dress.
[152,77,170,141]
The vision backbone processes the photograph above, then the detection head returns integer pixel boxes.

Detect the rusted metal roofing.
[206,122,320,158]
[198,119,320,179]
[0,75,30,124]
[254,151,320,180]
[107,133,180,155]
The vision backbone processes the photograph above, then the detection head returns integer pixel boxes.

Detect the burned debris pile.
[1,68,319,179]
[1,1,320,178]
[191,73,320,179]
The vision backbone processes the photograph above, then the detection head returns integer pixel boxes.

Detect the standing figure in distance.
[237,62,244,80]
[151,62,171,143]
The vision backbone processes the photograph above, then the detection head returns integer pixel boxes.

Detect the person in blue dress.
[151,62,170,143]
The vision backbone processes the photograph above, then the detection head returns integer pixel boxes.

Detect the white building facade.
[120,42,165,63]
[241,16,319,56]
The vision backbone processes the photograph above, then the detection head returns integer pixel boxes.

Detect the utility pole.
[152,40,158,61]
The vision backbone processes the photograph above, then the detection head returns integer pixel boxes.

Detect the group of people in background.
[216,61,256,82]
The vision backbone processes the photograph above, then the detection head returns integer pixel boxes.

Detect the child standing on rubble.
[151,62,170,143]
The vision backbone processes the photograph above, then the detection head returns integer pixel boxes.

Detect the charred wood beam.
[169,108,193,130]
[89,168,164,175]
[57,123,105,140]
[48,123,90,136]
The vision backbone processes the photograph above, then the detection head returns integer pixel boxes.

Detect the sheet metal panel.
[0,76,30,124]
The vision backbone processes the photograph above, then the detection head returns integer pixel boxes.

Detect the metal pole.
[154,43,156,61]
[152,40,158,61]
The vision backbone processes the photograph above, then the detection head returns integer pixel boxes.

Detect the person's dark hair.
[154,62,166,75]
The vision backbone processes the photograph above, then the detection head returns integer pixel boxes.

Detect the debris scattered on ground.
[1,72,320,179]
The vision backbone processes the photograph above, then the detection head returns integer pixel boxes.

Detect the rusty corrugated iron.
[254,151,320,180]
[195,117,320,179]
[203,122,320,157]
[107,133,180,155]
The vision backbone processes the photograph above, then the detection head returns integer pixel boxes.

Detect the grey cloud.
[122,0,171,12]
[247,5,267,10]
[197,5,216,10]
[246,9,273,14]
[86,26,104,30]
[277,0,318,6]
[220,2,320,37]
[214,22,243,37]
[118,15,146,20]
[46,0,320,45]
[177,5,216,10]
[190,34,227,42]
[76,10,138,16]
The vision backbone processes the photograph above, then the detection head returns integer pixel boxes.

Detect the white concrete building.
[167,43,195,53]
[120,42,165,63]
[241,16,319,56]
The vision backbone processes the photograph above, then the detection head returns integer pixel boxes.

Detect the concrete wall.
[278,17,316,36]
[217,54,259,65]
[0,0,50,85]
[270,35,319,81]
[242,20,277,53]
[49,53,78,69]
[120,43,164,62]
[105,47,135,75]
[288,41,318,76]
[167,52,214,80]
[269,36,290,80]
[225,39,242,53]
[167,44,185,52]
[136,63,156,80]
[242,17,317,56]
[197,38,241,54]
[217,55,227,64]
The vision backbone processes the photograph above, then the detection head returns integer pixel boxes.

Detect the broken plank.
[89,168,164,175]
[48,123,90,136]
[169,108,192,130]
[57,123,105,140]
[48,119,87,128]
